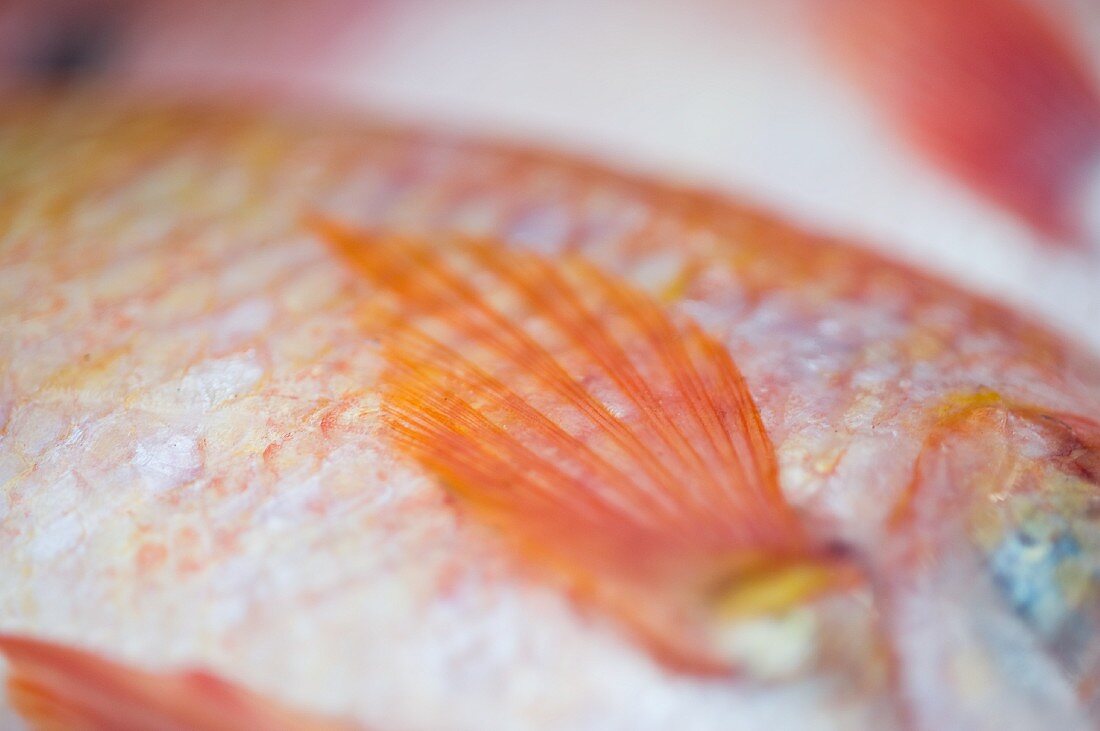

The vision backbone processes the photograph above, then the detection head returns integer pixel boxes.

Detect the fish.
[1,94,1100,729]
[817,0,1100,246]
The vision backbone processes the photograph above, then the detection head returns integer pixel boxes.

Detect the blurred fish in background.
[818,0,1100,247]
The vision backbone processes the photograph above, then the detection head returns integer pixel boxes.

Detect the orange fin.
[0,633,355,731]
[819,0,1100,244]
[316,219,853,673]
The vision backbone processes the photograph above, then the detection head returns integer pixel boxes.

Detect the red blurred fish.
[819,0,1100,245]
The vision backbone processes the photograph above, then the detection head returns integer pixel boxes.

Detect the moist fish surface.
[1,96,1099,730]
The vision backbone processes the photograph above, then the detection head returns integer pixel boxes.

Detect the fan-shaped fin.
[316,218,855,672]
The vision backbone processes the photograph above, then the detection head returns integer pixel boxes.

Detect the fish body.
[1,97,1100,729]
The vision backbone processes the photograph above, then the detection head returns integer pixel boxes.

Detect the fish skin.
[0,95,1099,729]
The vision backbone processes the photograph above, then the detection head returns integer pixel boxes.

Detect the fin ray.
[317,219,843,670]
